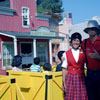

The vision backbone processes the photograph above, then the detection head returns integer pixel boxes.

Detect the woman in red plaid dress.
[62,32,88,100]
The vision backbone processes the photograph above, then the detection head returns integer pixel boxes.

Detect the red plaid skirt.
[64,72,88,100]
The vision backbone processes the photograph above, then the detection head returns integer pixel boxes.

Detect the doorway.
[20,42,33,66]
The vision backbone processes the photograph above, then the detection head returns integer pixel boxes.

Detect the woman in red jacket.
[62,32,87,100]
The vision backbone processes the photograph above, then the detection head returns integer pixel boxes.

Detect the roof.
[0,31,64,40]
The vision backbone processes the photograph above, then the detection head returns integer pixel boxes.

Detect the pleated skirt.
[64,72,88,100]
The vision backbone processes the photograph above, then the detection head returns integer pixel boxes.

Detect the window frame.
[22,7,30,28]
[36,42,48,65]
[2,42,14,70]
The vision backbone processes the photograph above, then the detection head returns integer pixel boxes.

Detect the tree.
[37,0,63,14]
[37,0,63,21]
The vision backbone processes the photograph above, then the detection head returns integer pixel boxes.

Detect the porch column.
[55,43,58,63]
[49,39,52,65]
[61,39,65,50]
[14,37,17,55]
[33,39,36,58]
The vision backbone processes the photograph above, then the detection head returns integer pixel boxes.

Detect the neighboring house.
[69,21,89,40]
[52,12,72,64]
[58,12,73,50]
[0,0,64,74]
[92,16,100,25]
[69,16,100,40]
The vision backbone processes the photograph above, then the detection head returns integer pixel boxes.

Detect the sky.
[62,0,100,24]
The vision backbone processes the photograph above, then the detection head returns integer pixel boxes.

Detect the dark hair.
[71,32,82,43]
[12,55,22,67]
[57,51,65,61]
[34,57,40,65]
[43,62,52,71]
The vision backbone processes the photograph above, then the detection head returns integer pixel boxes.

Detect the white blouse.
[62,49,79,68]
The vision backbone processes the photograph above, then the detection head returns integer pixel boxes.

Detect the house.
[0,0,64,74]
[52,12,73,64]
[69,16,100,40]
[69,22,89,40]
[58,12,73,50]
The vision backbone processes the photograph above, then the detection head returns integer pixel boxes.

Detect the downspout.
[0,33,18,56]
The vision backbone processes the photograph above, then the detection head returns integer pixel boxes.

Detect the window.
[21,43,32,57]
[2,42,14,69]
[37,42,48,65]
[0,0,6,2]
[22,7,30,28]
[20,43,33,65]
[0,0,10,8]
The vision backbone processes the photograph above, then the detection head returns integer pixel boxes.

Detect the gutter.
[0,32,17,55]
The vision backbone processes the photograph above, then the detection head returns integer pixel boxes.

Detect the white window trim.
[2,42,14,70]
[22,7,30,28]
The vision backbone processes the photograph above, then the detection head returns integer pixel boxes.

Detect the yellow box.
[0,75,16,100]
[7,70,64,100]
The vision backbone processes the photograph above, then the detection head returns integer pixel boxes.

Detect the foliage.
[37,0,64,21]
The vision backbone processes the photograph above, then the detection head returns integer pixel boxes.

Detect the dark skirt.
[64,72,88,100]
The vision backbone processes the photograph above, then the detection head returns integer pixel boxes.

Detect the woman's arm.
[62,68,67,92]
[62,52,68,92]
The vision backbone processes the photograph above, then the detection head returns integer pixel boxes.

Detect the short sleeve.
[38,67,42,72]
[62,52,68,69]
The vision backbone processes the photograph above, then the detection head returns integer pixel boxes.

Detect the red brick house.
[0,0,64,74]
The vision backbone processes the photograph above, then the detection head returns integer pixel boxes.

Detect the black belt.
[87,69,100,73]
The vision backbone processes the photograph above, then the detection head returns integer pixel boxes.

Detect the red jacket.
[82,36,100,70]
[66,49,85,74]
